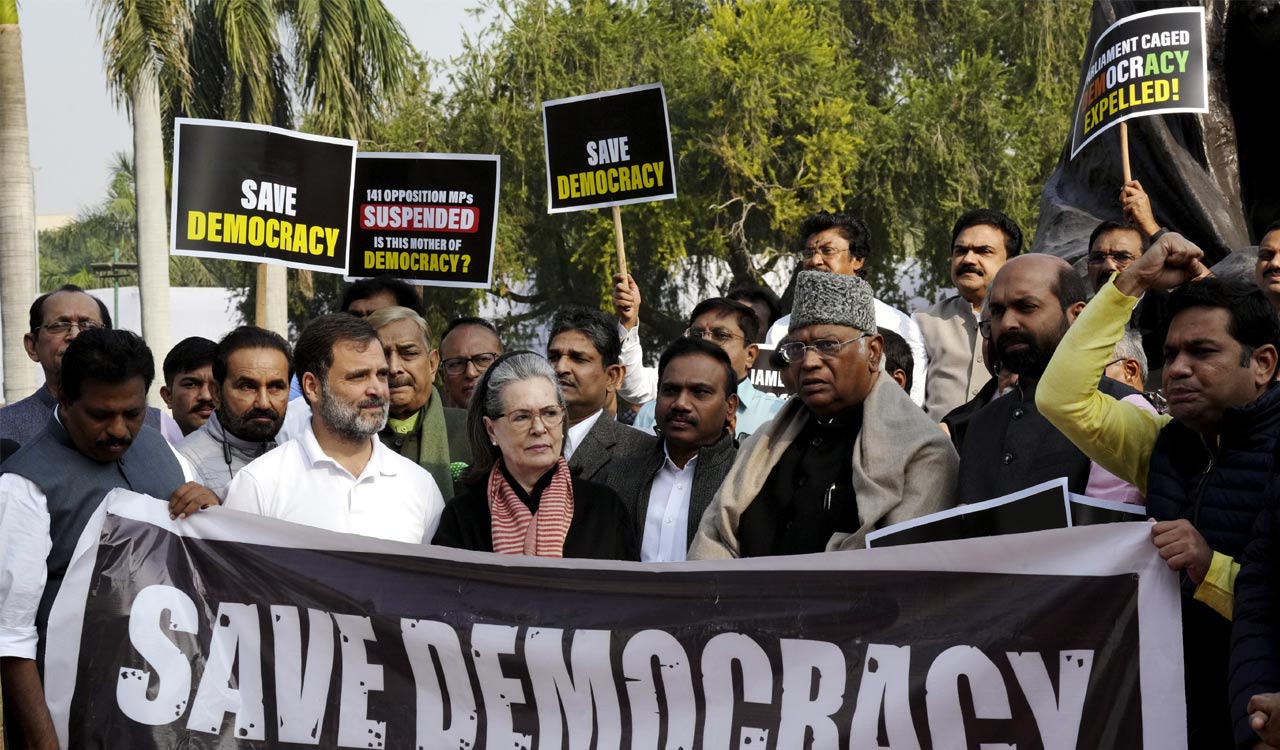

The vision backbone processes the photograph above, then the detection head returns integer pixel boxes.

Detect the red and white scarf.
[487,457,575,557]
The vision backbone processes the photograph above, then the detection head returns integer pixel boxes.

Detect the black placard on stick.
[1069,7,1208,159]
[170,119,356,274]
[542,83,677,213]
[346,153,500,288]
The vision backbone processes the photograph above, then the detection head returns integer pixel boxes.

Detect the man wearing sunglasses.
[629,298,784,440]
[690,271,957,558]
[1,285,171,448]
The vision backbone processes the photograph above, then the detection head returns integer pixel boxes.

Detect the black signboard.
[170,119,356,273]
[1070,7,1208,159]
[346,153,500,288]
[542,83,676,213]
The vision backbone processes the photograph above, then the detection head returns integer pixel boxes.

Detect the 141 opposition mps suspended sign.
[46,491,1186,749]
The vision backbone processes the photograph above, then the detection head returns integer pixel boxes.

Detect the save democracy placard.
[170,119,357,274]
[45,490,1186,748]
[1070,7,1208,159]
[543,83,677,213]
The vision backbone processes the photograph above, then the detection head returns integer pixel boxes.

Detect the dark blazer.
[568,412,656,492]
[615,432,737,552]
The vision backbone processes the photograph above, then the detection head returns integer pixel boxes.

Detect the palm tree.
[93,0,192,403]
[0,0,38,403]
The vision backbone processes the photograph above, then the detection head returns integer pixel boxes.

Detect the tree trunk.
[0,11,38,404]
[133,70,171,405]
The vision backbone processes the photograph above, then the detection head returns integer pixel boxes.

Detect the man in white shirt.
[616,338,739,562]
[759,211,929,406]
[224,314,444,544]
[0,328,210,748]
[546,306,654,493]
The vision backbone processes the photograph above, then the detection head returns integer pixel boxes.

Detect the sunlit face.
[688,309,757,380]
[1087,227,1145,292]
[24,291,106,385]
[986,258,1074,379]
[161,365,217,436]
[59,376,147,463]
[1254,230,1280,309]
[485,377,564,482]
[656,353,737,452]
[547,330,619,423]
[305,339,390,441]
[802,228,864,277]
[950,224,1010,304]
[1162,306,1275,434]
[377,317,439,418]
[781,324,882,418]
[216,347,290,442]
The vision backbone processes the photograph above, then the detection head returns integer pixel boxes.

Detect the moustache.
[995,329,1035,352]
[557,376,577,389]
[95,437,132,449]
[389,376,414,389]
[358,397,388,410]
[190,399,216,413]
[243,408,280,421]
[956,263,983,277]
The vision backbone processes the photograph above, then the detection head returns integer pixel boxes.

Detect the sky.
[18,0,489,217]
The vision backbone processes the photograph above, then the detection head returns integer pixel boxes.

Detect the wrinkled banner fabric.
[45,490,1185,748]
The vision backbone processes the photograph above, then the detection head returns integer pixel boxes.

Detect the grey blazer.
[616,432,738,549]
[568,413,655,492]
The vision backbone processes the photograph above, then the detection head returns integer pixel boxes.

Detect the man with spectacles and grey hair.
[690,271,957,558]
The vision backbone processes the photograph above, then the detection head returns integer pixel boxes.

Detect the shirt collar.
[566,408,604,454]
[661,441,698,473]
[299,421,395,479]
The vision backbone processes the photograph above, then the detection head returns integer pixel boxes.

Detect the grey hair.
[465,351,565,482]
[1111,327,1149,384]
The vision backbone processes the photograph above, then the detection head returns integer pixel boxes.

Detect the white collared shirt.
[563,408,604,461]
[224,422,444,544]
[641,447,697,563]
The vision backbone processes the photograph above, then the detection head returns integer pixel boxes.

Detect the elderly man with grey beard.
[224,314,444,543]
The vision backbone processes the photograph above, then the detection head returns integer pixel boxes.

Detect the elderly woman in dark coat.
[433,351,637,560]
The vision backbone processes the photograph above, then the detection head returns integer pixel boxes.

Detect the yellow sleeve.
[1193,551,1239,620]
[1036,281,1172,495]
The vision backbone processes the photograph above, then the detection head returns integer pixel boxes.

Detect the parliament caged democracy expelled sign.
[170,119,358,273]
[46,491,1187,749]
[542,83,677,213]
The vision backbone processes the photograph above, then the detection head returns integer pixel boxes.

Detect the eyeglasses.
[685,326,746,344]
[494,405,565,431]
[978,320,993,340]
[442,352,498,376]
[1086,251,1137,266]
[800,244,848,261]
[778,333,870,364]
[37,319,104,336]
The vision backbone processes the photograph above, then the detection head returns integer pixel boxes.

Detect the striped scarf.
[487,457,575,557]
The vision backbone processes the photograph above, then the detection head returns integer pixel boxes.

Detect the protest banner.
[1069,7,1208,161]
[170,119,357,274]
[748,344,789,397]
[542,83,676,214]
[346,153,500,288]
[543,83,677,275]
[47,490,1184,748]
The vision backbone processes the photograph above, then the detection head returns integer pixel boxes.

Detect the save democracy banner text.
[46,490,1186,748]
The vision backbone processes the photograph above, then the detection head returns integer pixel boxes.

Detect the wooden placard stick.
[1120,121,1132,183]
[611,204,628,276]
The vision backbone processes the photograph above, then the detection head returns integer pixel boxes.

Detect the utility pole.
[90,245,138,323]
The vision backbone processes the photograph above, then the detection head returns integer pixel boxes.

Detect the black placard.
[170,119,356,273]
[542,83,676,213]
[345,153,501,288]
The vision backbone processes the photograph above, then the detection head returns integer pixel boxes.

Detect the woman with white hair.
[433,351,637,559]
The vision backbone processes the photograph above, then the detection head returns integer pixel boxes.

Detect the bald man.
[953,255,1142,503]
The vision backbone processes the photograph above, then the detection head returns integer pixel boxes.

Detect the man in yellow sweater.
[1038,231,1280,749]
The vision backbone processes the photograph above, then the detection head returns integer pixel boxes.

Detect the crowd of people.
[3,178,1280,748]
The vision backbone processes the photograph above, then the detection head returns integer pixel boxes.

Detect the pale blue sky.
[19,0,488,216]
